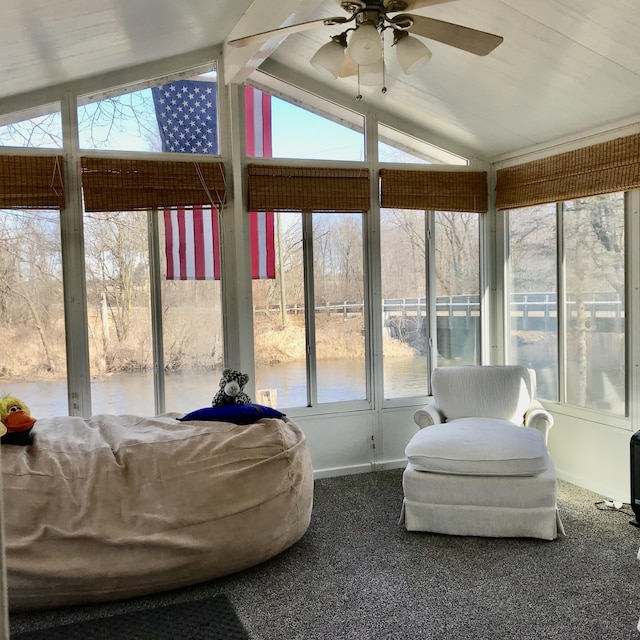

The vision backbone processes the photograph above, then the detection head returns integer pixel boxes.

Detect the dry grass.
[254,314,414,364]
[0,312,416,382]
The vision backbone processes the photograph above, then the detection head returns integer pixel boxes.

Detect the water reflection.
[3,356,430,418]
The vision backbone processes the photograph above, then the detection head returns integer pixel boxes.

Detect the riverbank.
[0,312,415,383]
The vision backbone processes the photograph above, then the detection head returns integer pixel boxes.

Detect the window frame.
[504,192,630,424]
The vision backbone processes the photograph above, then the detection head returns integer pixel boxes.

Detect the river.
[2,356,429,418]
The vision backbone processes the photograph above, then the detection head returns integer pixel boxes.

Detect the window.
[83,208,224,415]
[507,193,625,414]
[268,95,364,161]
[314,213,366,403]
[252,211,367,408]
[0,104,62,149]
[159,211,224,413]
[380,208,481,399]
[378,124,467,165]
[78,69,219,153]
[0,210,67,416]
[563,194,625,413]
[508,204,558,401]
[253,211,306,407]
[84,210,155,415]
[380,208,428,399]
[434,211,480,366]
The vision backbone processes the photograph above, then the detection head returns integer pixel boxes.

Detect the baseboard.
[370,459,407,472]
[313,464,373,480]
[313,459,407,480]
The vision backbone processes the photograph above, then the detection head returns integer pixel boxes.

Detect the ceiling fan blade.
[403,14,503,56]
[228,17,347,48]
[384,0,459,11]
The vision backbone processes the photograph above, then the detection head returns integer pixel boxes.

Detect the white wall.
[548,409,633,503]
[291,406,422,479]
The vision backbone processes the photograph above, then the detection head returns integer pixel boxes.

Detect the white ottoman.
[400,419,564,540]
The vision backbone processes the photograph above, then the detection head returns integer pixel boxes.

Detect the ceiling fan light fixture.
[310,33,348,79]
[347,22,383,66]
[394,31,432,75]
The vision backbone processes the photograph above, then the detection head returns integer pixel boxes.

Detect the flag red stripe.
[177,208,187,280]
[212,207,221,280]
[265,211,275,277]
[193,207,205,279]
[164,210,174,280]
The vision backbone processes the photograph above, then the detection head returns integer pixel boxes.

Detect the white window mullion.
[302,211,317,406]
[60,90,92,417]
[557,201,567,404]
[626,189,640,425]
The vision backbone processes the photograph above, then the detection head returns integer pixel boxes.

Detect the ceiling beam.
[223,0,325,85]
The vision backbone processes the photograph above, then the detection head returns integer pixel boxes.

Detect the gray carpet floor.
[9,469,640,639]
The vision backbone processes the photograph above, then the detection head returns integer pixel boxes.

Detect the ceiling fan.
[228,0,503,95]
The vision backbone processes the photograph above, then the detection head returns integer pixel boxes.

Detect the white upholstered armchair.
[400,365,564,540]
[413,365,554,442]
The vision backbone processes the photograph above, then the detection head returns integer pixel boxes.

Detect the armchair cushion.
[405,418,548,476]
[431,365,535,425]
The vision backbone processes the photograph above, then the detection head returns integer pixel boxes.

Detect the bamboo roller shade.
[0,155,64,209]
[496,133,640,210]
[81,157,226,212]
[247,165,370,212]
[379,169,488,213]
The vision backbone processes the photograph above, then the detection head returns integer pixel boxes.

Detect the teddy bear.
[212,368,252,406]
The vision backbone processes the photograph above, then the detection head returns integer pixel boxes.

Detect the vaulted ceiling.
[2,0,639,159]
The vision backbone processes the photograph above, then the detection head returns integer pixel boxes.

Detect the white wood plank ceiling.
[1,0,639,159]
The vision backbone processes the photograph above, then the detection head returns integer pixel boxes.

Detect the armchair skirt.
[400,455,564,540]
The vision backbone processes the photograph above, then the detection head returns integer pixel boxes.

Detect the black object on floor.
[11,594,250,640]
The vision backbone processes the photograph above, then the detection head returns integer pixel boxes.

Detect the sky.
[0,82,428,163]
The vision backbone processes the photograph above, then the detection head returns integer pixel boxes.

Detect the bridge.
[255,291,624,341]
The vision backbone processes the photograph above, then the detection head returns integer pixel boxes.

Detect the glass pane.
[253,212,307,408]
[79,89,162,152]
[160,211,224,413]
[380,208,428,399]
[378,124,467,165]
[314,213,366,403]
[78,69,218,153]
[84,211,154,415]
[0,104,62,149]
[564,194,625,414]
[0,210,67,417]
[269,96,364,161]
[508,204,558,401]
[435,211,480,366]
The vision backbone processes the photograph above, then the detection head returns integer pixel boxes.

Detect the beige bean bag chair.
[2,413,313,611]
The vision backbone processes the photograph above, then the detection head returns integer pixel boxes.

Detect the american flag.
[151,80,218,154]
[163,206,220,280]
[153,82,275,280]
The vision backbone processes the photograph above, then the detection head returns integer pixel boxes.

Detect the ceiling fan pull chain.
[381,30,387,94]
[356,66,363,101]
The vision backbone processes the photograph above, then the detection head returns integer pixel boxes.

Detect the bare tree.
[0,210,63,374]
[84,211,149,345]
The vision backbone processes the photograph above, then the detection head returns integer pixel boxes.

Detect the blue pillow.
[178,404,285,425]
